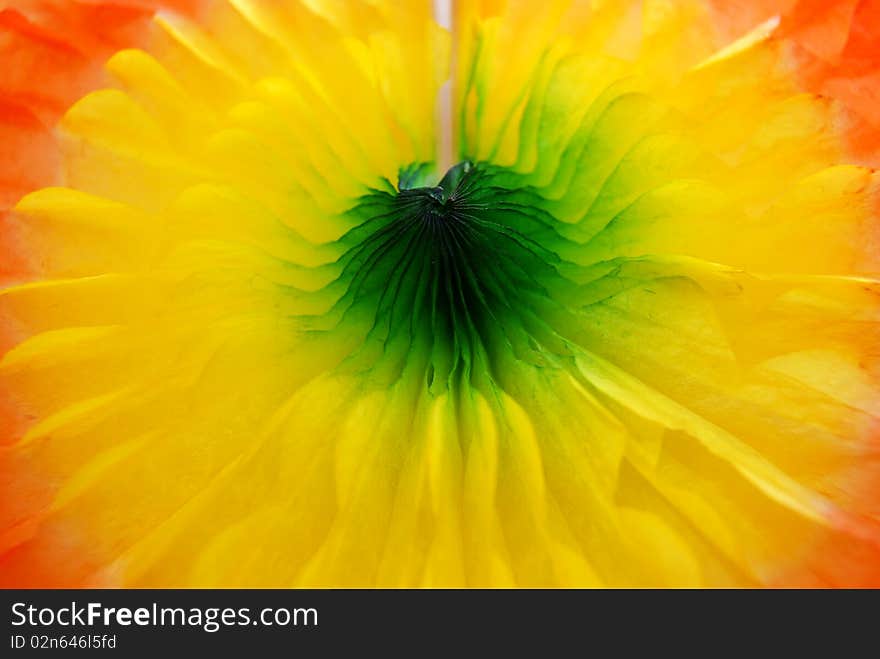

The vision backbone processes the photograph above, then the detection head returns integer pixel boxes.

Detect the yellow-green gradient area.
[2,1,879,587]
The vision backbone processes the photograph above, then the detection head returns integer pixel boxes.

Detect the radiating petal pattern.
[1,0,879,587]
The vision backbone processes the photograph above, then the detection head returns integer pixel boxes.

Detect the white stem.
[433,0,454,173]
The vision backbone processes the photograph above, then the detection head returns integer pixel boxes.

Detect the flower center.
[326,161,575,391]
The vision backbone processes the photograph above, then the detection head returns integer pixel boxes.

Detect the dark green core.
[323,161,578,390]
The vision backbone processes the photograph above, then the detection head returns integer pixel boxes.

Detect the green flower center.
[324,161,579,392]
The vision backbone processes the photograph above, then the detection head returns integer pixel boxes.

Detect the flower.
[1,0,879,587]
